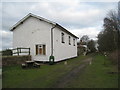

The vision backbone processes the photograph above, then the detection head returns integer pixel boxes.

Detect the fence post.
[29,48,30,55]
[12,49,13,55]
[17,48,19,56]
[20,48,21,53]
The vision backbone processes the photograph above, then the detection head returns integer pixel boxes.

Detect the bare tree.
[80,35,89,44]
[98,2,119,52]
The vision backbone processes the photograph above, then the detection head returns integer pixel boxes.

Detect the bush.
[108,50,119,64]
[1,49,12,56]
[2,55,31,66]
[87,40,96,53]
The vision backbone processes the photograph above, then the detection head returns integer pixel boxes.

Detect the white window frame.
[73,38,75,46]
[36,44,46,55]
[61,32,65,43]
[69,36,71,45]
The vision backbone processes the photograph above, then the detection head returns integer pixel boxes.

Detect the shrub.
[1,49,12,56]
[108,50,119,64]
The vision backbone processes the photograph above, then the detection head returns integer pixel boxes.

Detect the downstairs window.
[36,44,46,55]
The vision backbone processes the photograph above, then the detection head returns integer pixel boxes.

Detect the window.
[36,44,46,55]
[61,32,65,43]
[69,36,71,45]
[73,38,75,46]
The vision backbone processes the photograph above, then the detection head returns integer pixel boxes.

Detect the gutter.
[51,24,56,56]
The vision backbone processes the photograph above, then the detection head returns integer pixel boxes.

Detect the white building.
[10,13,78,62]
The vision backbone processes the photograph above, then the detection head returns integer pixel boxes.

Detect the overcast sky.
[0,0,119,50]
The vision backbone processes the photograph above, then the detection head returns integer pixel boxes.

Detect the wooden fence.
[12,47,30,56]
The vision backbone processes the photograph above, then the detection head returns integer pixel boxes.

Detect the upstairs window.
[69,36,71,45]
[61,32,65,43]
[36,44,46,55]
[73,38,75,46]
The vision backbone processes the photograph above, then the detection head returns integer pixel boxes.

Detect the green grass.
[2,55,88,88]
[65,54,118,88]
[2,54,118,88]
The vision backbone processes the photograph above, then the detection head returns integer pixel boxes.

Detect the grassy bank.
[2,54,118,88]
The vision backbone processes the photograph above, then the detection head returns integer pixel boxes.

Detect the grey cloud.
[1,1,117,50]
[2,37,12,50]
[2,41,12,50]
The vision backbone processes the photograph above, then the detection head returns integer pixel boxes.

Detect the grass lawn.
[2,54,118,88]
[64,54,118,88]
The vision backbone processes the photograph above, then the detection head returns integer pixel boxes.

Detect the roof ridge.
[10,13,56,31]
[10,13,79,38]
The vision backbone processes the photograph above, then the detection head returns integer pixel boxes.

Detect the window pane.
[36,45,38,55]
[39,48,42,54]
[69,36,71,45]
[61,33,64,43]
[43,45,46,55]
[73,39,75,46]
[36,44,46,55]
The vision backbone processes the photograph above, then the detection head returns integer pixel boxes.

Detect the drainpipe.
[51,24,56,56]
[49,24,56,65]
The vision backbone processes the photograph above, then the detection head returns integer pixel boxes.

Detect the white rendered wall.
[53,27,77,62]
[13,16,77,62]
[13,17,52,61]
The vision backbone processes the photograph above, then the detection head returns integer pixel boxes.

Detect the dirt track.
[53,57,93,88]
